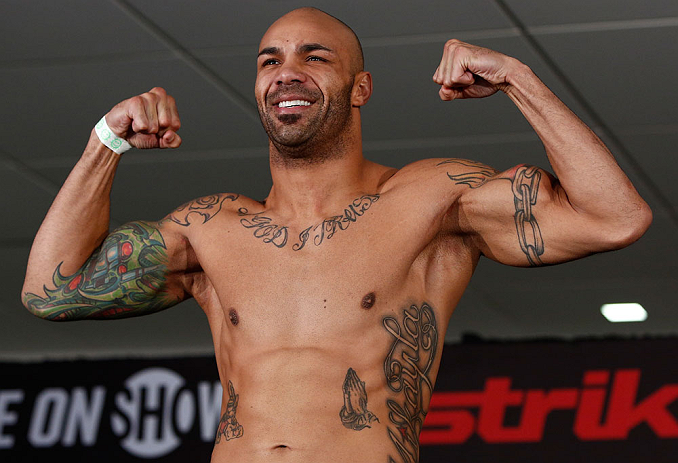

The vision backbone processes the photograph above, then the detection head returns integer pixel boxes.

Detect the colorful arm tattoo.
[23,221,179,321]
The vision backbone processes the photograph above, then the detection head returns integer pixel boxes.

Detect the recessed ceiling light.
[600,303,648,323]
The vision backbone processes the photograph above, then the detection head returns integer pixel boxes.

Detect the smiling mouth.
[277,99,312,108]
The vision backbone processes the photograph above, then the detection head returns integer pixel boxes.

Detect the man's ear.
[351,71,372,107]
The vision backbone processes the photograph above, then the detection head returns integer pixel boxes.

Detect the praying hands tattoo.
[340,368,379,431]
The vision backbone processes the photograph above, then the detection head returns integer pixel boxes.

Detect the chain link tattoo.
[511,165,544,266]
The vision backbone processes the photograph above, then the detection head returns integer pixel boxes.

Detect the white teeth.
[278,99,311,108]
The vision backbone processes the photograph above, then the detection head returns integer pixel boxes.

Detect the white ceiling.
[1,0,677,359]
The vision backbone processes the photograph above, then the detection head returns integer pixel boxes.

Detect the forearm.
[22,131,121,297]
[503,63,651,229]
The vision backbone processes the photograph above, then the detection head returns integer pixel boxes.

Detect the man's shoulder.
[158,192,250,229]
[381,158,498,193]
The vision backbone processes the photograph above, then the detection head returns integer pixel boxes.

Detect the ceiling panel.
[0,59,267,161]
[33,156,272,227]
[618,131,678,206]
[0,170,55,241]
[504,0,678,26]
[532,27,678,128]
[127,0,511,50]
[0,0,166,62]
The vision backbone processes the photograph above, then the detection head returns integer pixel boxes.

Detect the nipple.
[229,308,239,326]
[361,292,376,309]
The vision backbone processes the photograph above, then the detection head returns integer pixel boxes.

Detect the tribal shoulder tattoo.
[23,221,178,320]
[238,194,379,250]
[440,159,545,266]
[160,193,239,227]
[383,303,439,463]
[437,159,498,189]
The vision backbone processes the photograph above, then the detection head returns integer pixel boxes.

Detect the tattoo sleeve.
[383,303,438,463]
[22,221,179,320]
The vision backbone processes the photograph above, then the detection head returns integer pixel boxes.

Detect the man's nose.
[275,60,307,86]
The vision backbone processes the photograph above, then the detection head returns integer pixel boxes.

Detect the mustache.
[266,83,322,105]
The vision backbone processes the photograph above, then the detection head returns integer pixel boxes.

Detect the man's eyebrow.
[257,43,334,58]
[299,43,334,54]
[257,46,280,58]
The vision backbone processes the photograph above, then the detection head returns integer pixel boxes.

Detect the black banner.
[1,337,677,462]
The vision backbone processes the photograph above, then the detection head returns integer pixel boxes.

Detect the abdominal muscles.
[209,345,394,463]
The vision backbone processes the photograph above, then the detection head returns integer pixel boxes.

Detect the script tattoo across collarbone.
[238,194,379,250]
[383,303,439,463]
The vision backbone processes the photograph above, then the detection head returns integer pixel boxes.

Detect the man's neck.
[265,143,372,221]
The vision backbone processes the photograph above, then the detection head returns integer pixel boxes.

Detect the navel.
[361,292,376,310]
[228,308,239,326]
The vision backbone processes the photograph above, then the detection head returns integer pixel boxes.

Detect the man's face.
[255,11,358,151]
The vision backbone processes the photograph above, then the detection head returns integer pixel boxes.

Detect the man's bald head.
[263,7,364,74]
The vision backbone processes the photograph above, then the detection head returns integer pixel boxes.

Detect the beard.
[257,81,354,164]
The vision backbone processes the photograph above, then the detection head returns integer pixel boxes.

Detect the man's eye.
[307,56,326,62]
[262,59,279,66]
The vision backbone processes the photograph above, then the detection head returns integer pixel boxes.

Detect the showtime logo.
[421,369,678,444]
[1,367,223,458]
[111,368,222,458]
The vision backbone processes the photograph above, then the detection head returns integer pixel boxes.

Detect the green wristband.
[94,116,132,154]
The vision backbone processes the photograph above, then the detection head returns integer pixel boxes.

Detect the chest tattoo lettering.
[238,194,379,250]
[383,303,439,463]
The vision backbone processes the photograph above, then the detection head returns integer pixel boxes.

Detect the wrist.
[501,59,535,98]
[94,115,132,154]
[81,129,123,171]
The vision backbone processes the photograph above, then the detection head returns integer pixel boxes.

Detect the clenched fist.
[432,40,522,101]
[104,87,181,149]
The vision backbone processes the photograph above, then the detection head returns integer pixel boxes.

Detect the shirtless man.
[21,7,651,463]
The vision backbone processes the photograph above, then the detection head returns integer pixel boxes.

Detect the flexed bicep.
[23,221,186,320]
[447,161,598,267]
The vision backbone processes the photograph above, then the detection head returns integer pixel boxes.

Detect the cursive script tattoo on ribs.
[238,194,379,250]
[383,303,438,463]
